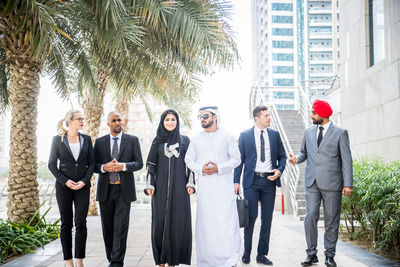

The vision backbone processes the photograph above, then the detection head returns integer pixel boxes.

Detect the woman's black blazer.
[48,133,95,189]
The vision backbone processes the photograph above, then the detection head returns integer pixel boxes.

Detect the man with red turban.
[288,99,353,267]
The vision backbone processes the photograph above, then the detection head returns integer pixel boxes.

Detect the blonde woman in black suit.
[48,110,95,267]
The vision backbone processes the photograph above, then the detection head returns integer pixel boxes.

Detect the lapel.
[267,128,274,159]
[318,122,335,151]
[249,127,257,154]
[76,133,85,161]
[309,126,318,152]
[62,136,74,160]
[118,133,127,160]
[105,134,112,160]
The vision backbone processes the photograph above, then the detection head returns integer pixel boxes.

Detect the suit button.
[75,164,78,167]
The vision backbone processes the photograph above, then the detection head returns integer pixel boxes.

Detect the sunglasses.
[72,118,84,122]
[198,114,212,120]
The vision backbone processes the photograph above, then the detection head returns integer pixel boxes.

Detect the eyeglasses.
[198,114,211,120]
[73,118,84,122]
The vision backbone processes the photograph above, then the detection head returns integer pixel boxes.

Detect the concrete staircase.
[276,110,323,221]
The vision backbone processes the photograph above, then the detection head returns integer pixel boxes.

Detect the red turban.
[312,99,332,118]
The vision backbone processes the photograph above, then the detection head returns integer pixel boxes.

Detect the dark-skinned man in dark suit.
[94,112,143,267]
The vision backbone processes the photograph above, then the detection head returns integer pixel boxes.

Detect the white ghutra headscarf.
[199,106,221,128]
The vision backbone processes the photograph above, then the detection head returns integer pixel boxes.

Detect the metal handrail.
[297,82,312,127]
[250,84,300,216]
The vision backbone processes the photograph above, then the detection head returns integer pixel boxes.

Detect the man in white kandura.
[185,106,241,267]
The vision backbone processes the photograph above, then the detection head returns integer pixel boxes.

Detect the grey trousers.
[304,182,342,257]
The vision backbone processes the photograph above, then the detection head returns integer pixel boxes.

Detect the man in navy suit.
[234,105,286,265]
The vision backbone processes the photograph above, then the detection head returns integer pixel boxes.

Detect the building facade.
[252,0,340,108]
[326,0,400,162]
[302,0,340,99]
[252,0,299,110]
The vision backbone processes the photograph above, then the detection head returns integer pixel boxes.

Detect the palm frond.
[0,46,9,112]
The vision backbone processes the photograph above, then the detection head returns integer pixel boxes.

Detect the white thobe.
[185,129,242,267]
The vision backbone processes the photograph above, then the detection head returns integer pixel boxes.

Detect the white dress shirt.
[101,132,126,173]
[254,126,273,172]
[316,120,331,140]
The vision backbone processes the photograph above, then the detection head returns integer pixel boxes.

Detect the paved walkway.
[2,204,399,267]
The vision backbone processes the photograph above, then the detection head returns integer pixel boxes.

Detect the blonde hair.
[57,110,81,141]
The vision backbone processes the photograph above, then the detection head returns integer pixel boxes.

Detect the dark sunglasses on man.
[198,114,212,120]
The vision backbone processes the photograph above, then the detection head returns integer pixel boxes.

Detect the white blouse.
[69,142,80,161]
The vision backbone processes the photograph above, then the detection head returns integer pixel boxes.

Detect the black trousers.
[99,184,131,267]
[243,175,276,257]
[55,186,90,260]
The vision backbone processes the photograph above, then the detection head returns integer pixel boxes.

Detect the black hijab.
[154,109,180,146]
[147,109,181,164]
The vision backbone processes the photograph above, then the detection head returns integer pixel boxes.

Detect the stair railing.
[297,82,312,127]
[250,84,300,216]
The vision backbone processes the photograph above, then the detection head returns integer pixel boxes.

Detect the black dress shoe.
[256,255,273,265]
[301,255,318,266]
[325,256,337,267]
[241,254,250,264]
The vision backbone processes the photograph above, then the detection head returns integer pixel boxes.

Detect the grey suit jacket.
[297,122,353,191]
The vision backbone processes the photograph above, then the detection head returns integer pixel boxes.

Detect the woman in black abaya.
[145,109,195,267]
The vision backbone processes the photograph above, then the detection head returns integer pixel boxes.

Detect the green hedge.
[341,157,400,256]
[0,208,60,263]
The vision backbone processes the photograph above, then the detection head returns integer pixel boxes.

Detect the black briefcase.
[236,194,249,228]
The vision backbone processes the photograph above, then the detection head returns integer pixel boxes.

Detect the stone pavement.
[2,203,399,267]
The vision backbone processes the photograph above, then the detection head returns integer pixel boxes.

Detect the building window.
[274,104,295,110]
[272,53,294,61]
[273,66,294,74]
[271,3,293,11]
[272,28,293,36]
[368,0,385,67]
[272,15,293,24]
[273,79,294,86]
[273,91,295,99]
[272,40,293,48]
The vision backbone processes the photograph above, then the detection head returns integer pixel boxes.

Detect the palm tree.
[71,0,238,215]
[0,0,94,222]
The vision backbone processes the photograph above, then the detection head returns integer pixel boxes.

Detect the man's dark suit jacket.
[94,133,143,203]
[48,133,95,189]
[234,127,287,188]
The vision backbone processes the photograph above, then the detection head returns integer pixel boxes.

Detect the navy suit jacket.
[234,126,287,189]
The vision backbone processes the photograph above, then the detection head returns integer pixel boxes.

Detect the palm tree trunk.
[83,68,110,216]
[2,14,42,223]
[115,95,130,133]
[6,58,42,223]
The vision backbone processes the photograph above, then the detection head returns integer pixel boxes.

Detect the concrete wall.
[326,0,400,162]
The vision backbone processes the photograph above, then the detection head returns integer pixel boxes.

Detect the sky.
[1,0,253,163]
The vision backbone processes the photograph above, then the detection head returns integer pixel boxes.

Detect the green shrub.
[0,207,60,263]
[342,157,400,256]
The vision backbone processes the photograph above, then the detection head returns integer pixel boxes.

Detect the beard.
[112,125,122,133]
[312,118,323,125]
[201,120,214,129]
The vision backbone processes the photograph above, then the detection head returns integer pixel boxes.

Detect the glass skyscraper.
[252,0,340,108]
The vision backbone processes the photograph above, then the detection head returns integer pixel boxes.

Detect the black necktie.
[110,137,119,183]
[260,130,265,162]
[317,126,324,147]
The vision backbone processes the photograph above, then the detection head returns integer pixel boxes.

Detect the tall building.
[326,0,400,162]
[252,0,299,110]
[302,0,340,99]
[252,0,340,108]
